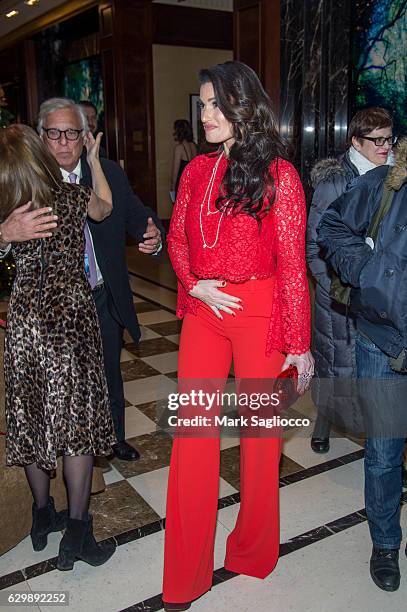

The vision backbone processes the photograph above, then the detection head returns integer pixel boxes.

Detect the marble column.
[280,0,352,194]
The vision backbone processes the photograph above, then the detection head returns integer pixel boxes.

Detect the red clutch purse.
[273,365,299,411]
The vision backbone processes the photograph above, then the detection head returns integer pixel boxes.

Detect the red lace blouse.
[167,153,310,355]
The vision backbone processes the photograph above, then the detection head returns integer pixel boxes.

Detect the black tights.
[24,455,94,520]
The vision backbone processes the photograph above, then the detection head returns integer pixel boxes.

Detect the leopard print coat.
[4,183,116,470]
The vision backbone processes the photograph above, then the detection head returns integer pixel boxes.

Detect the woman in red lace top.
[162,61,314,611]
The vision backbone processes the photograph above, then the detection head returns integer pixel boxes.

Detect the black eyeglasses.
[360,135,397,147]
[43,128,83,141]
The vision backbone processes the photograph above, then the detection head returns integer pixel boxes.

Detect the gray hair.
[37,97,89,134]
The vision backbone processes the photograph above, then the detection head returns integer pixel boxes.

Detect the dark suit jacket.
[80,152,165,343]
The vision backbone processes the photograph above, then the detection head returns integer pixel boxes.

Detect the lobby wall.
[152,44,233,220]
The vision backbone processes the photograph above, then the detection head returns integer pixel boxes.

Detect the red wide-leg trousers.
[163,278,284,603]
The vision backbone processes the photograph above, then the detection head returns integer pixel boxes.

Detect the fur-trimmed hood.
[386,137,407,191]
[310,158,347,189]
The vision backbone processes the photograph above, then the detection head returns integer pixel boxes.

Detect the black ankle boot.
[30,497,67,552]
[370,548,400,591]
[57,515,116,571]
[310,437,330,453]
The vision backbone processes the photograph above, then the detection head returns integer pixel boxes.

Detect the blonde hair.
[0,124,62,221]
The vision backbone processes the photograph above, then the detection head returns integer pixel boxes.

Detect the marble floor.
[1,247,407,611]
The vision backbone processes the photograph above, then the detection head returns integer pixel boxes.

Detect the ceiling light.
[25,0,40,5]
[5,10,19,18]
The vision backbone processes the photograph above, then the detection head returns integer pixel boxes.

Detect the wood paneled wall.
[234,0,280,116]
[152,4,233,50]
[99,0,156,208]
[2,0,234,210]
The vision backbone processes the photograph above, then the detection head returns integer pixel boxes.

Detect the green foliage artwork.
[353,0,407,135]
[63,56,104,115]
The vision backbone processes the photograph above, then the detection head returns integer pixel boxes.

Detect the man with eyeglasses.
[318,136,407,593]
[0,97,164,463]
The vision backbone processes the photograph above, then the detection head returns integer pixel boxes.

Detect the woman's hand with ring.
[282,350,314,395]
[189,279,242,319]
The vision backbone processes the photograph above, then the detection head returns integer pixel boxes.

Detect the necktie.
[67,172,98,289]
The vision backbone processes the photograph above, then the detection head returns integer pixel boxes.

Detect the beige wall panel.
[153,44,233,219]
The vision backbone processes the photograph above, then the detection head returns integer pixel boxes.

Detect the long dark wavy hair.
[199,61,287,220]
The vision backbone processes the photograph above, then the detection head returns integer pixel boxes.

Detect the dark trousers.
[92,285,126,442]
[312,412,331,438]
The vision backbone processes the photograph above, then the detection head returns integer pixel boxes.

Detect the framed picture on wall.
[190,93,204,146]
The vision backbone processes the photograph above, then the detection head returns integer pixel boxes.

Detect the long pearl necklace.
[199,152,226,249]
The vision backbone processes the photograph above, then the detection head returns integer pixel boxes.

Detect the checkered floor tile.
[5,255,395,612]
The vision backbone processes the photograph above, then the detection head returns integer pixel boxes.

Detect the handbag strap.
[367,183,394,242]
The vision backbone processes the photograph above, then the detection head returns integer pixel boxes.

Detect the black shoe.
[30,497,67,552]
[112,441,140,462]
[402,465,407,489]
[57,515,116,571]
[370,548,400,591]
[311,437,330,454]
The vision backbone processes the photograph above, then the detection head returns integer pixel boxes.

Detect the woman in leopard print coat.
[0,124,116,571]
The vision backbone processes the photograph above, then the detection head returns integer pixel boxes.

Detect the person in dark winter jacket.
[317,137,407,593]
[306,107,394,454]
